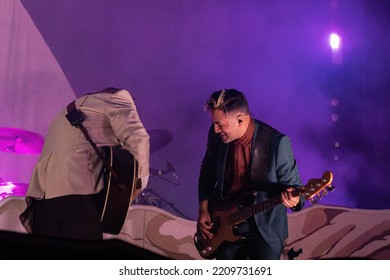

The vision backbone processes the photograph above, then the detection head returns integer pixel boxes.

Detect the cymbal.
[148,129,172,154]
[0,127,44,154]
[0,182,28,200]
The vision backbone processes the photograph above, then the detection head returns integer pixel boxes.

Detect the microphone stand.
[133,166,188,219]
[144,187,190,220]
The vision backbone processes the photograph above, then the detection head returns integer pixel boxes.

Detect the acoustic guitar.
[194,171,334,259]
[99,146,139,235]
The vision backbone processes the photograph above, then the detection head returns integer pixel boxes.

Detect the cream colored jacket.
[27,89,149,199]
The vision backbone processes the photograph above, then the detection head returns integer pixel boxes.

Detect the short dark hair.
[204,88,249,115]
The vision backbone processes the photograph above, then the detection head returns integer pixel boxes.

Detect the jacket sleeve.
[105,89,150,179]
[275,135,304,211]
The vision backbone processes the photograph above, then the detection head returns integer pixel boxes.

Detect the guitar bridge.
[232,224,247,240]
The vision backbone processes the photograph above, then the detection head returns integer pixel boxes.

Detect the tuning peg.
[326,185,336,192]
[310,198,318,205]
[318,189,328,200]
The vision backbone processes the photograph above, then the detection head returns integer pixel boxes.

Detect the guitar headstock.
[301,171,335,205]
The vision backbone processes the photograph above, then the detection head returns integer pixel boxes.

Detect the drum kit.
[0,127,183,217]
[0,127,44,201]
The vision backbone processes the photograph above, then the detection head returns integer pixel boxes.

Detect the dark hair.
[204,89,249,115]
[101,87,122,93]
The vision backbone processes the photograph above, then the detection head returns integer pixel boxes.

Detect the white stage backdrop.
[0,0,74,187]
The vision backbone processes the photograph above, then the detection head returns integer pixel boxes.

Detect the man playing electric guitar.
[197,89,304,260]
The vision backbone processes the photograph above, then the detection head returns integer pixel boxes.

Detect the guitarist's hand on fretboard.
[281,187,300,208]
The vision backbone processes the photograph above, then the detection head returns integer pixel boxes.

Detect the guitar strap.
[65,100,122,184]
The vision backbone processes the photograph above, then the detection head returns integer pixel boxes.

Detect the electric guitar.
[99,146,140,235]
[194,171,334,259]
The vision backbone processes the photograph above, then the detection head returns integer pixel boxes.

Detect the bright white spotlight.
[330,33,341,50]
[329,33,342,64]
[329,33,341,50]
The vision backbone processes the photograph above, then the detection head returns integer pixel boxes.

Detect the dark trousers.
[31,194,103,240]
[215,235,280,260]
[215,218,280,260]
